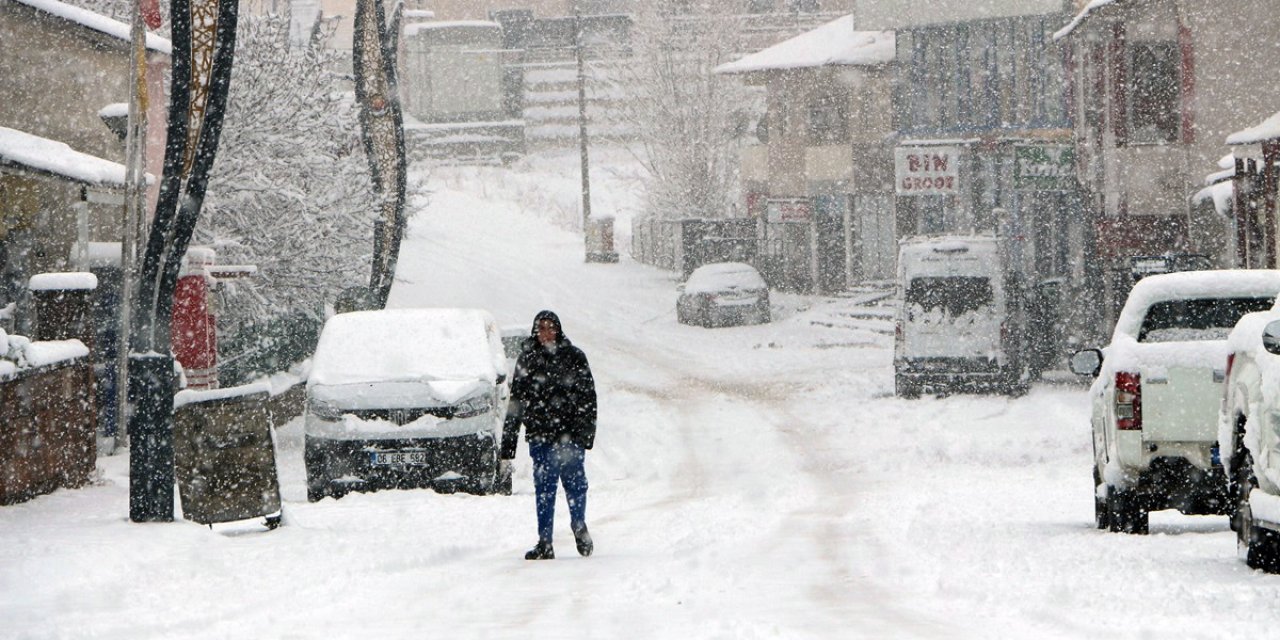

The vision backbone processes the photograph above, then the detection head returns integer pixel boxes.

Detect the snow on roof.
[1192,180,1234,218]
[403,20,500,37]
[1053,0,1123,41]
[1227,110,1280,146]
[98,103,128,118]
[715,16,894,75]
[0,126,128,187]
[309,308,504,389]
[13,0,172,54]
[685,262,766,293]
[1113,270,1280,340]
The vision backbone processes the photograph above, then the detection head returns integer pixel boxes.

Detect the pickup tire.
[1094,468,1108,530]
[895,375,921,399]
[1107,487,1149,535]
[1233,450,1280,572]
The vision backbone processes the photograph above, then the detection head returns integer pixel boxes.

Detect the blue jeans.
[529,440,588,543]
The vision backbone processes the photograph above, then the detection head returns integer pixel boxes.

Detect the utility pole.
[576,6,617,264]
[118,0,149,455]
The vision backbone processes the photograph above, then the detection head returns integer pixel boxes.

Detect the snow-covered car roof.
[309,308,504,388]
[684,262,766,294]
[1113,270,1280,340]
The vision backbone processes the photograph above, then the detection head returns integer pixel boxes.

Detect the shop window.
[1128,41,1181,144]
[808,94,849,144]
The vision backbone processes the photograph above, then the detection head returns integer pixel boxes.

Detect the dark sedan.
[676,262,771,328]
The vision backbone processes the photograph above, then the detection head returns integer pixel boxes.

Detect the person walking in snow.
[501,310,597,560]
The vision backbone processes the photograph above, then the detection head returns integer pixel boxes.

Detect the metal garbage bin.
[173,387,282,528]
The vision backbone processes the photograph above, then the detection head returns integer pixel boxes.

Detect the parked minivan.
[894,235,1028,397]
[304,308,511,501]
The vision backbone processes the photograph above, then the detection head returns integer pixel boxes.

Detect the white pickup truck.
[1219,303,1280,571]
[1070,270,1280,534]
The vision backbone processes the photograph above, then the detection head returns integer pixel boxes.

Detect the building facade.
[1056,0,1280,326]
[852,0,1091,343]
[719,18,896,292]
[0,0,170,330]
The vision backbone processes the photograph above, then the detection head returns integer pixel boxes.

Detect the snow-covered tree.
[196,12,376,333]
[611,1,758,220]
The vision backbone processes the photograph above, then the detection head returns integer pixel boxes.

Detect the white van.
[893,235,1027,397]
[304,308,510,501]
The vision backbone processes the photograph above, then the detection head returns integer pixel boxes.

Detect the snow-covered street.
[4,150,1280,638]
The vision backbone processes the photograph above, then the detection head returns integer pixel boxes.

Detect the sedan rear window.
[905,277,994,317]
[1138,297,1275,342]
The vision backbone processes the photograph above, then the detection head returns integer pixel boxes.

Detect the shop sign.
[895,146,961,195]
[766,198,812,223]
[1014,144,1075,190]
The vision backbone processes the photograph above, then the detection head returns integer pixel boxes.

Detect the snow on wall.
[28,272,98,291]
[0,126,128,186]
[0,331,89,381]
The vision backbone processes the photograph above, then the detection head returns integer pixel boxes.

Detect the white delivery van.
[304,308,510,501]
[894,235,1027,397]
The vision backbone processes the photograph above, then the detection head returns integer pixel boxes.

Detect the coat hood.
[530,309,568,345]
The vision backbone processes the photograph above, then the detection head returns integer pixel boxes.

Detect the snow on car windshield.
[905,276,993,317]
[684,262,765,294]
[1138,297,1275,343]
[309,308,499,386]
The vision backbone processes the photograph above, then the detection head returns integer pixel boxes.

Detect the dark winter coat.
[500,310,597,459]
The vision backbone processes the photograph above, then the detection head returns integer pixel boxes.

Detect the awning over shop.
[0,126,129,188]
[714,15,894,75]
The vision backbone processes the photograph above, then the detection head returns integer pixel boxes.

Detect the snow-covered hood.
[309,379,491,410]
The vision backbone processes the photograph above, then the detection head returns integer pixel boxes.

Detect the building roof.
[1227,111,1280,146]
[1053,0,1124,41]
[12,0,172,54]
[714,15,894,75]
[403,20,500,37]
[0,126,128,187]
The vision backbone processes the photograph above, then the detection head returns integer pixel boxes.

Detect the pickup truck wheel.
[1235,451,1280,572]
[895,375,920,399]
[1107,487,1149,535]
[1094,469,1108,530]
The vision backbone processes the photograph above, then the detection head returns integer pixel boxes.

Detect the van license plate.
[370,451,430,466]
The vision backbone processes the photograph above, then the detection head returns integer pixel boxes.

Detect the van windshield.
[905,277,994,317]
[1138,297,1275,342]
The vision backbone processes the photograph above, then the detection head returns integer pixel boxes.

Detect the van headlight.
[308,398,344,421]
[453,396,492,419]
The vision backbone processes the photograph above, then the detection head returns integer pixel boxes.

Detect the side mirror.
[495,373,507,385]
[1069,348,1103,378]
[1264,320,1280,356]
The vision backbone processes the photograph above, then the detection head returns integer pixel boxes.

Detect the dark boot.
[524,540,554,560]
[573,524,593,557]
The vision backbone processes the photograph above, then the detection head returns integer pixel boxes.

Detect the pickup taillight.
[1225,353,1236,381]
[1115,371,1142,431]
